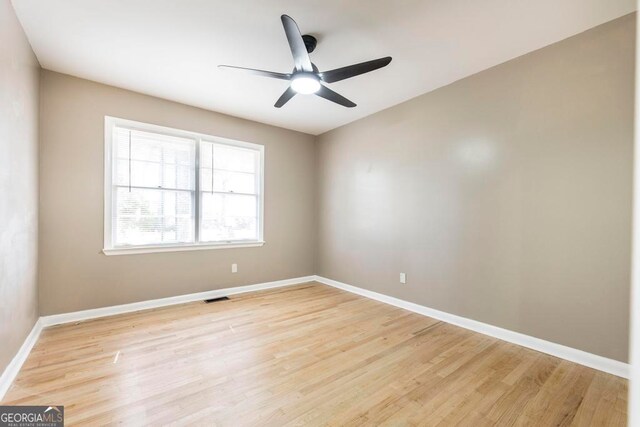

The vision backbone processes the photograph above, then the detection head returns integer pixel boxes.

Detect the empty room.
[1,0,639,425]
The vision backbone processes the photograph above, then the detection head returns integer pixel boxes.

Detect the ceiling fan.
[219,15,392,108]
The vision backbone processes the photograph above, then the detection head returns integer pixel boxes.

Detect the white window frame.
[103,116,265,255]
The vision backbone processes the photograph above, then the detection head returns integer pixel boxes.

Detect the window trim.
[103,116,265,256]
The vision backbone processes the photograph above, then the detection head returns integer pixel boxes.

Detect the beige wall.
[38,70,316,315]
[0,0,39,374]
[317,14,635,362]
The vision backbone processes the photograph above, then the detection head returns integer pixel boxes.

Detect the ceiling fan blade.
[316,85,356,108]
[218,65,291,80]
[320,57,392,83]
[281,14,313,72]
[275,86,296,108]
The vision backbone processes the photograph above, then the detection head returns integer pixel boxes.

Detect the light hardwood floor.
[2,283,627,425]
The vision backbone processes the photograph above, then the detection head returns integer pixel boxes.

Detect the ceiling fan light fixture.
[291,73,321,94]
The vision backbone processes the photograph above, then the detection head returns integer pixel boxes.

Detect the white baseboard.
[1,274,628,403]
[40,275,316,327]
[0,319,44,401]
[314,275,629,379]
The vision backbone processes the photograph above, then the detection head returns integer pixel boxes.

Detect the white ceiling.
[12,0,636,135]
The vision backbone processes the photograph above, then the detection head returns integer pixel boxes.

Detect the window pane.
[130,160,161,188]
[200,193,257,242]
[162,164,192,189]
[200,142,257,173]
[114,187,194,246]
[114,127,195,190]
[200,169,256,194]
[200,141,213,169]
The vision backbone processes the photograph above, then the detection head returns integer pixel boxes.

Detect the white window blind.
[199,141,260,242]
[112,128,196,247]
[104,117,264,254]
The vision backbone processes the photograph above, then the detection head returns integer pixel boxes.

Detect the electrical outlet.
[231,263,238,273]
[400,272,406,284]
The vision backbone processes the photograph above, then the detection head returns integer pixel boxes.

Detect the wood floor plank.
[1,283,627,426]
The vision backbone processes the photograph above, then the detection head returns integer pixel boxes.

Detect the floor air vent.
[204,296,230,303]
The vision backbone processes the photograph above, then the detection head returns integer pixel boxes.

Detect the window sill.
[102,241,265,256]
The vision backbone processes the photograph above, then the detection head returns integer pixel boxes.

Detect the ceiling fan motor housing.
[302,35,317,53]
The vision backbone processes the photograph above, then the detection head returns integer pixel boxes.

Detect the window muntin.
[104,117,264,253]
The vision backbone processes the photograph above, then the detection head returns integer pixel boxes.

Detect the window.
[104,117,264,255]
